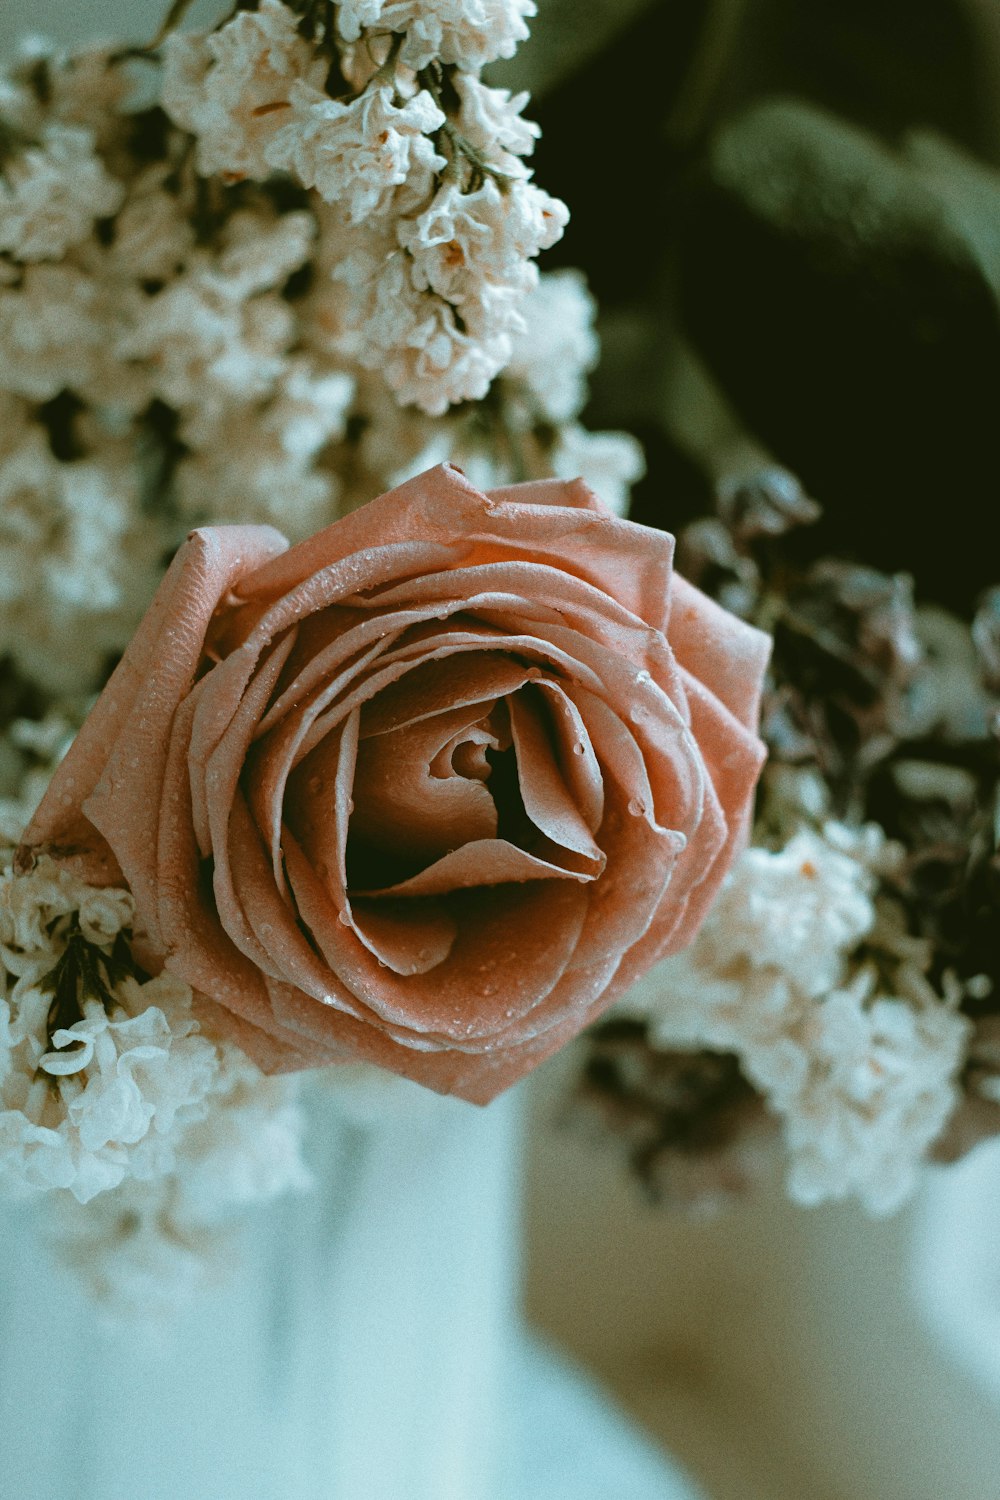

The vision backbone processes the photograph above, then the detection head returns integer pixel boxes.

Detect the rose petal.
[668,575,772,732]
[347,703,502,870]
[360,838,599,898]
[287,710,459,976]
[506,689,604,863]
[281,840,589,1043]
[22,525,287,889]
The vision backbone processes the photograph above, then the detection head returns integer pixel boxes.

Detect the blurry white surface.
[523,1061,1000,1500]
[0,1087,519,1500]
[0,1079,704,1500]
[912,1138,1000,1404]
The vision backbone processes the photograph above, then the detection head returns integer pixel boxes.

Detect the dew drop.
[627,797,646,817]
[482,982,497,997]
[572,741,586,756]
[635,670,651,685]
[629,705,647,724]
[308,775,323,794]
[337,910,352,926]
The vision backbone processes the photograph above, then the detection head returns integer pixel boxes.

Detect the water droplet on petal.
[635,670,651,685]
[337,910,352,926]
[308,775,322,794]
[572,742,586,756]
[627,797,646,817]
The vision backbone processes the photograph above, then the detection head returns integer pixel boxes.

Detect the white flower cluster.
[337,0,536,70]
[0,19,637,710]
[53,1048,311,1320]
[161,0,568,414]
[619,823,969,1214]
[0,856,310,1305]
[339,269,644,514]
[0,401,160,693]
[0,122,124,263]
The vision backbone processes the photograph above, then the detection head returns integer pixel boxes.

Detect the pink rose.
[23,465,769,1102]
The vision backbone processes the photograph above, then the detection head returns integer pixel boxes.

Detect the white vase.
[0,1082,704,1500]
[911,1137,1000,1403]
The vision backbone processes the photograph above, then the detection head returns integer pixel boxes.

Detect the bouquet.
[1,0,997,1318]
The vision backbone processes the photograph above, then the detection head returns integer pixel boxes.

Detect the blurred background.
[4,2,1000,1494]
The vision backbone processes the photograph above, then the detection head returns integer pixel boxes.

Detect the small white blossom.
[334,0,392,42]
[160,0,326,182]
[265,82,445,221]
[778,974,969,1215]
[453,74,539,161]
[550,424,645,518]
[0,263,108,402]
[0,122,123,263]
[3,39,128,144]
[368,0,537,70]
[505,269,599,424]
[215,207,316,298]
[702,828,878,999]
[0,421,161,693]
[118,263,296,436]
[402,177,567,304]
[176,361,353,538]
[618,822,968,1213]
[107,169,196,283]
[0,861,223,1205]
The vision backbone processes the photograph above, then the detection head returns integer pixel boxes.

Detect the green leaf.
[677,98,1000,607]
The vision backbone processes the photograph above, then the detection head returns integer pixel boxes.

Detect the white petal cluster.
[2,39,129,144]
[266,83,446,221]
[326,175,567,415]
[549,425,645,518]
[176,360,354,538]
[0,122,124,263]
[619,823,968,1213]
[52,1048,311,1320]
[776,973,968,1214]
[505,269,598,423]
[339,0,537,70]
[0,409,160,693]
[452,74,539,160]
[0,263,109,403]
[0,862,219,1204]
[158,0,567,416]
[402,177,566,301]
[0,855,311,1311]
[161,0,326,181]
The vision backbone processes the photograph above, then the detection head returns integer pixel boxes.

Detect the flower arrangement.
[1,0,998,1320]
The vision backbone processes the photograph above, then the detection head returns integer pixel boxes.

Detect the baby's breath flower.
[0,122,124,262]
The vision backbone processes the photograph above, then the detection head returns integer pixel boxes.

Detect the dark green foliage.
[677,99,1000,605]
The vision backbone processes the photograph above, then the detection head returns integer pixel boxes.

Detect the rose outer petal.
[21,526,288,894]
